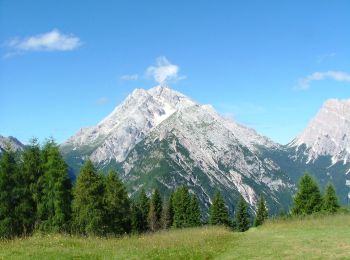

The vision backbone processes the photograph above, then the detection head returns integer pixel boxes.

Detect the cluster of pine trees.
[0,140,270,238]
[291,173,340,215]
[0,139,71,238]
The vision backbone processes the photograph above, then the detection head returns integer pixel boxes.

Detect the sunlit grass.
[1,213,350,259]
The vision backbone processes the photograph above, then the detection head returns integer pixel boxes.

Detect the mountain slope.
[61,86,294,214]
[276,99,350,204]
[0,135,25,154]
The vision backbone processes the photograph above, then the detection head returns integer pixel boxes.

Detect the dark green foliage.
[0,149,20,238]
[235,195,250,232]
[172,187,191,228]
[72,160,105,235]
[322,183,340,213]
[148,188,162,231]
[104,170,131,235]
[131,189,149,233]
[254,194,268,227]
[292,173,323,215]
[188,195,201,227]
[37,139,72,232]
[20,138,43,234]
[209,191,230,226]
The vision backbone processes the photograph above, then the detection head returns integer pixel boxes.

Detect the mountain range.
[2,86,349,214]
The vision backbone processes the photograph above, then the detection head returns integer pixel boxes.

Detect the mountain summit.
[290,99,350,165]
[61,86,294,213]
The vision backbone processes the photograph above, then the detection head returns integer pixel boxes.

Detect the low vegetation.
[0,213,349,259]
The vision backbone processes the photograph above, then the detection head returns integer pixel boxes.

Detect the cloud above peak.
[146,56,185,85]
[296,71,350,90]
[5,29,81,53]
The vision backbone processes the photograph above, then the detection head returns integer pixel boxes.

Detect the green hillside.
[1,213,349,259]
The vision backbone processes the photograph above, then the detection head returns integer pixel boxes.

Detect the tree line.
[0,139,270,238]
[2,139,339,239]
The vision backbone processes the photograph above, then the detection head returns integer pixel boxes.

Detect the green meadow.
[1,213,349,259]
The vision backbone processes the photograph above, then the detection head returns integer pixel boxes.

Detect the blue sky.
[0,0,349,145]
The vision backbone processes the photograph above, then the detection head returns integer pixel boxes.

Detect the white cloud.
[146,56,185,85]
[120,74,139,81]
[6,29,81,52]
[295,71,350,90]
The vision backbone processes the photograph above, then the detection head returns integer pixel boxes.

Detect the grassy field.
[1,213,349,259]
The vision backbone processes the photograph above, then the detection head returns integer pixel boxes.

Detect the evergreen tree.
[37,139,72,232]
[147,188,162,231]
[235,195,250,232]
[19,138,43,233]
[137,189,150,232]
[172,187,191,228]
[209,191,229,226]
[0,148,19,238]
[254,194,268,227]
[161,201,172,229]
[72,160,105,235]
[188,194,201,227]
[104,170,131,235]
[322,183,340,213]
[131,202,143,233]
[292,173,323,215]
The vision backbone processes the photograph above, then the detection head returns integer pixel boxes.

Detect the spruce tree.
[20,138,43,233]
[161,201,172,229]
[209,191,229,226]
[188,194,201,227]
[147,188,162,231]
[0,148,19,238]
[292,173,323,215]
[138,189,150,232]
[104,170,131,235]
[37,139,72,232]
[322,183,340,213]
[235,195,250,232]
[254,194,268,227]
[72,160,105,235]
[131,202,143,233]
[172,187,191,228]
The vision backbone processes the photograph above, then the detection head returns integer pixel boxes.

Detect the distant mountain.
[0,135,25,153]
[283,99,350,204]
[61,86,294,214]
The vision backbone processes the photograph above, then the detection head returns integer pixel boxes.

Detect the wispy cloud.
[295,71,350,90]
[96,97,109,105]
[4,29,81,57]
[120,74,139,81]
[317,52,336,63]
[146,56,186,85]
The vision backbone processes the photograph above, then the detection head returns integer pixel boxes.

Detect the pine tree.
[37,139,72,232]
[209,191,229,226]
[292,173,323,215]
[172,187,191,228]
[72,160,105,235]
[131,202,143,233]
[254,194,268,227]
[104,170,131,235]
[19,138,43,234]
[235,195,250,232]
[188,194,201,227]
[161,201,172,229]
[138,189,150,232]
[322,183,340,213]
[0,148,19,238]
[147,188,162,231]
